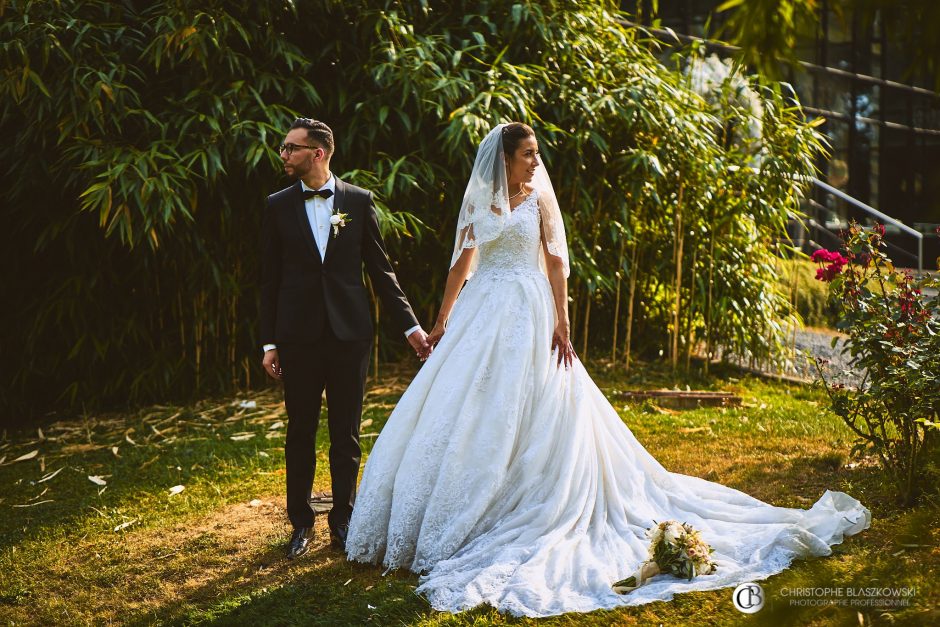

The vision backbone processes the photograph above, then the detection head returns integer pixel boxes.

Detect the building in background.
[630,0,940,268]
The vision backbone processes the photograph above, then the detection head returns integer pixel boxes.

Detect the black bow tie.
[302,188,333,200]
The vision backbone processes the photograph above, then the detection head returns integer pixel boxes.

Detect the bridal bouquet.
[613,520,717,593]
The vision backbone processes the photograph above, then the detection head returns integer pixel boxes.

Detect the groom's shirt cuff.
[262,344,277,353]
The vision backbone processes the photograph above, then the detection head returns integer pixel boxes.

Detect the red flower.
[872,223,886,237]
[811,249,849,265]
[816,262,844,282]
[812,249,849,282]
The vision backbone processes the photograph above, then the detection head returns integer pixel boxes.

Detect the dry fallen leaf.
[249,499,262,507]
[11,450,39,463]
[111,446,120,457]
[268,421,284,430]
[168,485,185,496]
[230,433,255,441]
[37,467,64,484]
[360,418,373,429]
[88,475,107,486]
[114,520,137,532]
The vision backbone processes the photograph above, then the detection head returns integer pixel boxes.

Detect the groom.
[260,118,429,559]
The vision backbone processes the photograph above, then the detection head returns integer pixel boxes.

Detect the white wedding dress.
[345,190,870,617]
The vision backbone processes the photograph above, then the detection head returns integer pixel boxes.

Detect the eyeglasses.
[278,142,318,156]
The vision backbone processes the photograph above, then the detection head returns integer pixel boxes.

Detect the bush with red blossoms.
[814,222,940,505]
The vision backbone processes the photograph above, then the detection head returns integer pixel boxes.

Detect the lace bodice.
[473,191,541,280]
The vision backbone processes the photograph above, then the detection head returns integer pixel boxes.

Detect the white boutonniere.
[330,211,350,236]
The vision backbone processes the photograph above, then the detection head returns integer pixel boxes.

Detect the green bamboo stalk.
[624,239,639,372]
[671,184,685,369]
[611,234,625,362]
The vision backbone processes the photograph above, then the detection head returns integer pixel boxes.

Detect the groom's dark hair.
[290,117,335,156]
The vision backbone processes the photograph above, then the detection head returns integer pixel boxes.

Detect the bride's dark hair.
[501,122,535,156]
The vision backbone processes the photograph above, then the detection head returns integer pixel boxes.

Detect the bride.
[345,122,870,617]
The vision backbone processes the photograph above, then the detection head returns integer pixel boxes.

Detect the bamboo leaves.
[1,0,824,417]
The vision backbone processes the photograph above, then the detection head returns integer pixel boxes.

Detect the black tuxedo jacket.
[260,178,419,344]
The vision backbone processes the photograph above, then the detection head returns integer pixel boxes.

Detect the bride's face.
[506,136,540,187]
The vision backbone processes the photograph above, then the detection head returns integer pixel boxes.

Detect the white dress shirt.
[301,176,336,261]
[263,175,420,353]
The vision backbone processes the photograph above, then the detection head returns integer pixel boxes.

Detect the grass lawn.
[1,360,937,626]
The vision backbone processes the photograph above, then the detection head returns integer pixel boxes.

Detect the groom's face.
[280,128,321,179]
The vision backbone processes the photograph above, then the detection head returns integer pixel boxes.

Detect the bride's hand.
[427,321,446,349]
[552,321,575,369]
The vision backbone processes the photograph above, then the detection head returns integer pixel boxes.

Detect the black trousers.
[278,325,371,530]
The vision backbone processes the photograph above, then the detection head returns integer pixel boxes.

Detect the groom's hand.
[407,329,431,361]
[262,349,282,380]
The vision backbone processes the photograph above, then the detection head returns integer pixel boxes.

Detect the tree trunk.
[194,291,204,391]
[582,291,592,360]
[611,236,626,362]
[624,239,639,372]
[671,185,685,369]
[704,228,716,374]
[582,211,602,361]
[684,247,698,372]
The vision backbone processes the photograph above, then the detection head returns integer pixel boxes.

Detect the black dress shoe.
[330,523,349,550]
[286,527,312,560]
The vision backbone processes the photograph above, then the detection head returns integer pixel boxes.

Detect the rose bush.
[814,223,940,505]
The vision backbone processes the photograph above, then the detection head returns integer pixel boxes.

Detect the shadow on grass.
[0,390,402,550]
[122,539,436,627]
[732,452,898,516]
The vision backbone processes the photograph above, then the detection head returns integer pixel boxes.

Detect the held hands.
[427,320,446,351]
[407,328,432,361]
[409,320,446,362]
[551,320,576,369]
[262,349,282,380]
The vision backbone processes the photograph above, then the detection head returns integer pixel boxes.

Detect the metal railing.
[810,177,924,271]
